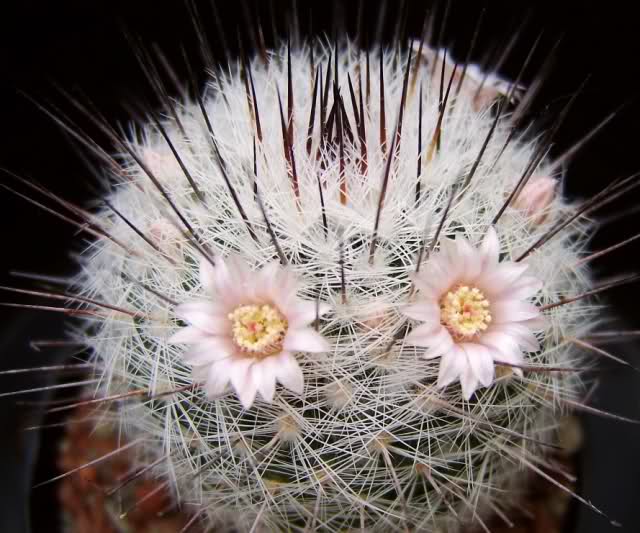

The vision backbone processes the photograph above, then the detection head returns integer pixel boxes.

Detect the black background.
[1,1,640,532]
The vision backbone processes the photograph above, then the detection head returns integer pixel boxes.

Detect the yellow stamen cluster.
[440,285,492,338]
[228,303,288,357]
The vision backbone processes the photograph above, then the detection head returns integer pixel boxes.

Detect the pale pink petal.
[438,239,463,282]
[403,302,440,322]
[275,352,304,394]
[493,323,540,352]
[454,232,474,260]
[461,343,495,387]
[480,226,500,269]
[214,255,251,303]
[485,271,542,300]
[459,365,480,400]
[182,337,234,366]
[406,321,443,344]
[415,248,462,295]
[283,327,329,353]
[212,256,234,292]
[500,275,543,300]
[421,328,454,359]
[228,358,258,408]
[251,359,278,403]
[251,260,283,301]
[265,266,299,309]
[493,352,525,371]
[181,337,235,366]
[412,272,446,299]
[174,301,212,315]
[439,237,458,262]
[416,248,450,278]
[480,332,524,366]
[522,315,546,331]
[490,350,525,377]
[200,257,217,292]
[287,300,331,328]
[456,234,482,281]
[174,301,230,335]
[258,260,282,284]
[237,380,258,409]
[169,326,208,345]
[479,263,529,296]
[492,301,540,323]
[191,364,210,382]
[204,362,231,398]
[480,330,519,353]
[182,348,216,367]
[437,347,467,389]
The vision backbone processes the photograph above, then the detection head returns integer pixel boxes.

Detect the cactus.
[57,34,604,532]
[5,7,636,527]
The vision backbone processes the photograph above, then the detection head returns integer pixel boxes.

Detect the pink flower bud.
[513,175,556,224]
[142,147,182,180]
[412,43,524,112]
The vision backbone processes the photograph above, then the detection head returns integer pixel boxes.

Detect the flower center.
[440,285,492,338]
[228,303,288,357]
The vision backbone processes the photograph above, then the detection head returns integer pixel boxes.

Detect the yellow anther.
[228,303,288,357]
[440,285,492,339]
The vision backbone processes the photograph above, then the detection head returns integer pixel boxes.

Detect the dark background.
[1,1,640,532]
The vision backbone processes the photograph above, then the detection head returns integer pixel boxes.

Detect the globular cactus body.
[76,40,593,532]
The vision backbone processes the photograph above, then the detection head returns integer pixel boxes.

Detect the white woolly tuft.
[74,40,596,532]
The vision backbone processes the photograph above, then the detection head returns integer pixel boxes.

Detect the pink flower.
[512,175,556,224]
[404,228,543,399]
[170,256,330,408]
